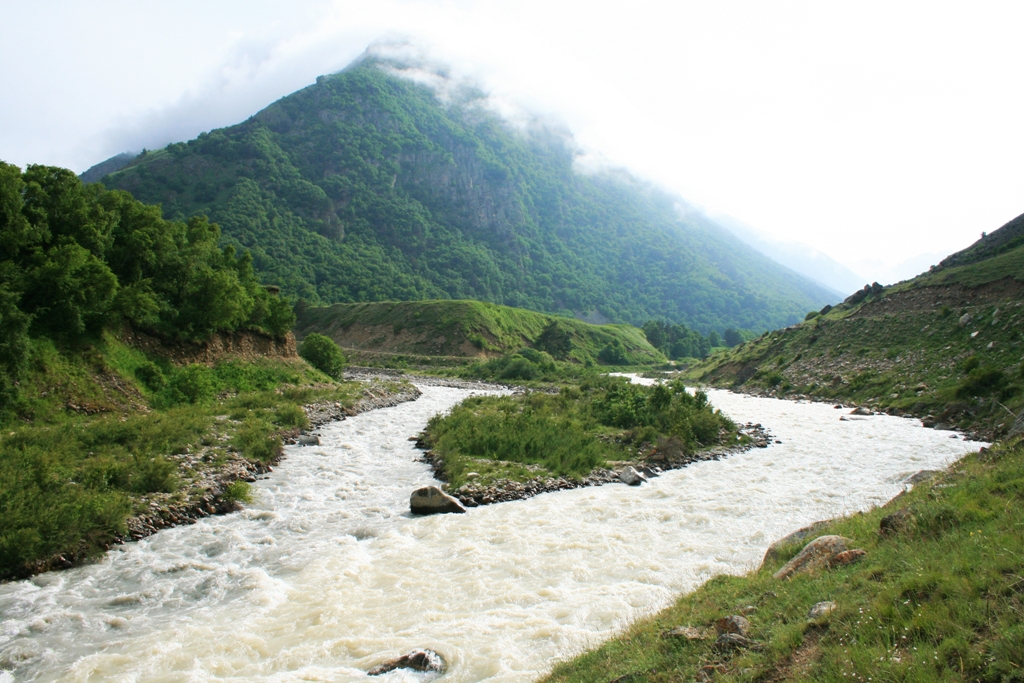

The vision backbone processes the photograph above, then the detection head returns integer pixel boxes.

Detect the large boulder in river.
[368,649,446,676]
[410,486,466,515]
[618,466,648,486]
[773,535,857,580]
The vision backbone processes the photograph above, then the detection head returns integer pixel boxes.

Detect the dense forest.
[0,162,294,412]
[94,55,836,333]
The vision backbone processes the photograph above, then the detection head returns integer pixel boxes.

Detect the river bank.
[0,384,983,682]
[13,379,421,581]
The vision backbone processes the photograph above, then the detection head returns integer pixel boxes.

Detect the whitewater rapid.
[0,384,982,682]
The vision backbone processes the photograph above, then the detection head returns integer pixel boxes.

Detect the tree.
[299,333,346,379]
[723,328,742,347]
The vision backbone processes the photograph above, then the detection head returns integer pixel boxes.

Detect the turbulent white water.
[0,384,983,683]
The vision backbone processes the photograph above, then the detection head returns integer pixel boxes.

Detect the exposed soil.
[121,326,298,365]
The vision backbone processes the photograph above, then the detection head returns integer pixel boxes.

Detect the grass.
[422,375,736,489]
[0,332,369,580]
[294,299,665,366]
[688,293,1024,436]
[542,438,1024,683]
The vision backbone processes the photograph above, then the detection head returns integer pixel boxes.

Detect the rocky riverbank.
[416,421,776,508]
[18,380,422,579]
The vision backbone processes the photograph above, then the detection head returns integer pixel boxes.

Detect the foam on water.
[0,384,983,682]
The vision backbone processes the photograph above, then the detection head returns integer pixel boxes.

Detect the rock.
[831,549,867,566]
[665,625,708,640]
[297,434,320,446]
[833,404,843,409]
[907,470,940,486]
[410,486,467,515]
[850,406,872,416]
[808,601,837,620]
[368,649,446,676]
[773,535,849,580]
[714,615,750,636]
[762,521,831,565]
[714,633,763,651]
[637,465,660,479]
[933,422,950,430]
[879,507,913,537]
[987,341,996,350]
[921,416,937,428]
[618,466,648,486]
[466,472,480,479]
[959,313,972,327]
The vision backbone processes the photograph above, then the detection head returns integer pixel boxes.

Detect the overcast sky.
[3,1,1023,282]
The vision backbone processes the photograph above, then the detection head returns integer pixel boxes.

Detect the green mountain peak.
[97,55,836,332]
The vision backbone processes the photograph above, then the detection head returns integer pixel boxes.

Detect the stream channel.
[0,382,984,682]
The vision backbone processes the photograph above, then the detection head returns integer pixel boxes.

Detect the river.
[0,384,983,682]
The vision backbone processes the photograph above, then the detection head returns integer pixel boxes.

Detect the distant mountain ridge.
[94,51,837,332]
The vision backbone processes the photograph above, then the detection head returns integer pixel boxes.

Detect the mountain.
[79,151,136,184]
[712,214,862,295]
[688,211,1024,439]
[94,52,837,333]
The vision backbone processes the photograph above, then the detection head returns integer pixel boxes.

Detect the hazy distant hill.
[712,214,861,296]
[96,53,837,332]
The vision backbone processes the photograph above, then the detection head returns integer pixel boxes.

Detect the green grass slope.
[95,52,836,331]
[542,438,1023,683]
[687,215,1024,439]
[294,299,664,366]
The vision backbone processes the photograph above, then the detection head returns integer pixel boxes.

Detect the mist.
[4,0,1024,284]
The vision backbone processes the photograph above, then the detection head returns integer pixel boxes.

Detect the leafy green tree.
[299,333,346,379]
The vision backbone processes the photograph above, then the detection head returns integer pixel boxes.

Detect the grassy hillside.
[95,52,836,332]
[686,215,1024,439]
[294,299,665,366]
[543,438,1023,683]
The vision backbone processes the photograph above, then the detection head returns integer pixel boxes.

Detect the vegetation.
[542,438,1024,683]
[422,375,736,489]
[298,332,346,379]
[0,332,371,579]
[97,56,835,332]
[686,219,1024,437]
[295,299,664,367]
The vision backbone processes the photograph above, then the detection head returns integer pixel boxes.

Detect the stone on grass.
[808,601,837,620]
[714,615,750,636]
[773,535,851,580]
[879,507,914,537]
[410,486,466,515]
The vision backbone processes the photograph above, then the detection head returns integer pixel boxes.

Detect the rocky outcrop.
[122,326,298,365]
[368,649,446,676]
[410,486,467,515]
[773,535,865,580]
[762,521,831,565]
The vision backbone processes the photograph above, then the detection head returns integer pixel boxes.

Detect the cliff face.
[123,327,298,365]
[97,55,836,333]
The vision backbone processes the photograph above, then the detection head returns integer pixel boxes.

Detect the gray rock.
[808,601,837,619]
[850,406,872,416]
[297,434,320,446]
[618,466,648,486]
[907,470,940,485]
[410,486,466,515]
[762,521,830,565]
[368,649,446,676]
[773,535,849,580]
[879,507,913,536]
[959,313,972,327]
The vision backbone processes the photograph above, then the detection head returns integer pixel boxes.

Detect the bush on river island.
[422,375,736,488]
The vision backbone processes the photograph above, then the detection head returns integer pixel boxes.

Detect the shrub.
[166,364,215,404]
[299,333,346,379]
[222,480,253,505]
[597,340,627,365]
[956,367,1007,399]
[134,361,166,391]
[804,310,820,321]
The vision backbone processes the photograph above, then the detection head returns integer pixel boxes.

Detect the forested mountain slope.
[96,54,835,332]
[688,211,1024,439]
